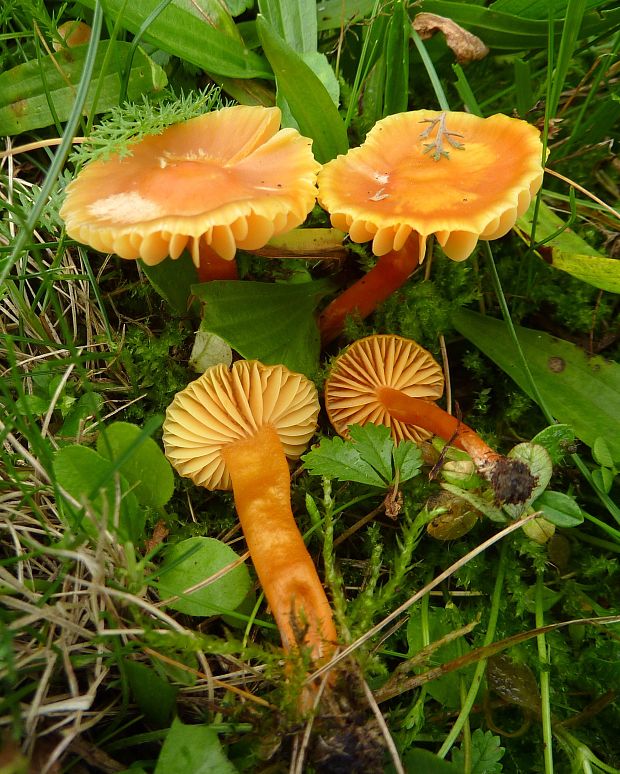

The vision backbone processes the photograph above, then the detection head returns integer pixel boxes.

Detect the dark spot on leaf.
[548,356,565,373]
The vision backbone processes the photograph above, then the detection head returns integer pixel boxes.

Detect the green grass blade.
[257,0,317,53]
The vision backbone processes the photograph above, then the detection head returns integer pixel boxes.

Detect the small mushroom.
[317,109,544,343]
[60,105,320,281]
[325,334,536,504]
[162,360,337,662]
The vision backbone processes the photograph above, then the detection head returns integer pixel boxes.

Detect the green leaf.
[392,441,424,483]
[59,392,104,439]
[156,537,251,617]
[453,728,505,774]
[533,490,584,528]
[530,424,576,465]
[383,0,410,116]
[256,15,348,162]
[154,718,237,774]
[53,445,144,542]
[348,424,394,482]
[96,421,174,508]
[302,435,387,487]
[124,660,178,727]
[506,443,553,514]
[193,279,332,377]
[0,42,166,135]
[403,749,463,773]
[80,0,271,79]
[257,0,317,53]
[592,437,616,469]
[452,309,620,460]
[516,202,620,293]
[139,253,199,316]
[440,483,506,522]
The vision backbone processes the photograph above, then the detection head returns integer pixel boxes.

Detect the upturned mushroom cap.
[325,334,444,442]
[163,360,319,490]
[60,105,320,266]
[317,109,544,261]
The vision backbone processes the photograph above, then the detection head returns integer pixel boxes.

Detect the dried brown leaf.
[413,13,489,64]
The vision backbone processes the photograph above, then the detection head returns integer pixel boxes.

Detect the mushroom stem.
[377,386,536,504]
[222,423,337,661]
[319,235,421,346]
[197,243,239,283]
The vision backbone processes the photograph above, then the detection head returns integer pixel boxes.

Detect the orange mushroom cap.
[162,360,319,490]
[317,109,544,261]
[60,105,320,266]
[325,334,444,443]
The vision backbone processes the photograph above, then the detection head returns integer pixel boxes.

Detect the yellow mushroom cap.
[163,360,320,490]
[325,334,444,443]
[60,105,320,266]
[317,109,544,261]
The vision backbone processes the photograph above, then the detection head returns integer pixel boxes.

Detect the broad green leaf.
[490,0,605,17]
[157,537,251,617]
[506,443,553,512]
[139,253,199,316]
[302,436,387,487]
[256,15,348,162]
[96,421,174,509]
[592,437,617,468]
[452,309,620,460]
[193,279,332,377]
[124,660,178,727]
[80,0,271,79]
[154,718,237,774]
[533,490,584,528]
[0,42,166,135]
[258,0,317,53]
[53,445,143,542]
[348,424,394,482]
[516,202,620,293]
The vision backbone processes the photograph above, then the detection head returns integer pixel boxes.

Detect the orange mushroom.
[60,105,320,282]
[162,360,337,662]
[317,109,545,343]
[325,334,536,504]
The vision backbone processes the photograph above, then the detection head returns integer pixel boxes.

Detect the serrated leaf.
[154,718,237,774]
[157,537,250,617]
[392,441,423,483]
[452,309,620,460]
[348,424,394,482]
[453,728,505,774]
[302,436,387,487]
[96,421,174,508]
[533,490,584,528]
[193,279,332,377]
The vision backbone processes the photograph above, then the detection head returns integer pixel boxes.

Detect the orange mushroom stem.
[319,234,421,346]
[163,361,337,664]
[325,335,536,504]
[376,386,535,504]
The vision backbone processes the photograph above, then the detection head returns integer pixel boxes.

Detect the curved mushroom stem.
[196,243,239,283]
[319,234,421,346]
[377,387,536,505]
[222,424,337,661]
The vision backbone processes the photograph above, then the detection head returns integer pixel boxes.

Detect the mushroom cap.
[162,360,319,490]
[317,109,544,261]
[60,105,320,265]
[325,334,444,443]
